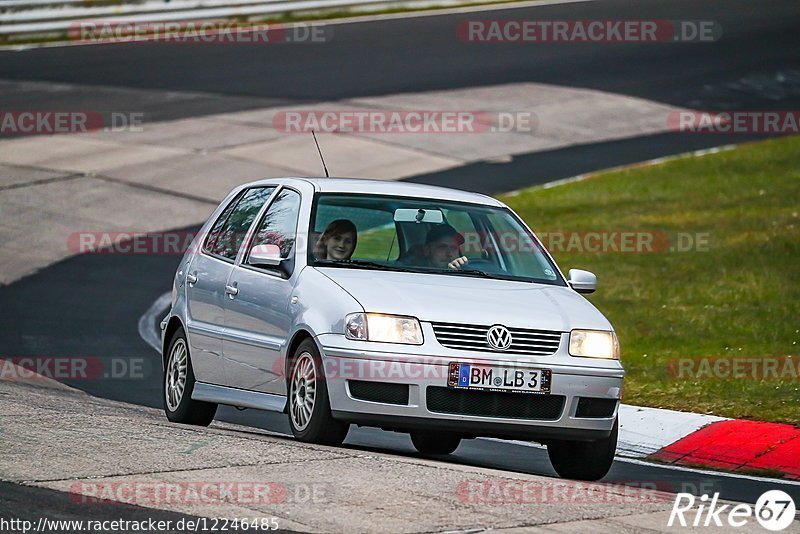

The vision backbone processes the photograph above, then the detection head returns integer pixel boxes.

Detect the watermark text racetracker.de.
[0,111,143,135]
[457,19,721,43]
[69,481,327,506]
[668,111,800,134]
[668,356,799,381]
[273,110,535,134]
[456,479,724,505]
[69,21,330,44]
[0,356,152,381]
[67,230,711,255]
[536,230,709,254]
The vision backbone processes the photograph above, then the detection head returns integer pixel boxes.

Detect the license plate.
[447,362,551,394]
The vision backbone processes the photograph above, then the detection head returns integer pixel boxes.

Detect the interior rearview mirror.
[394,208,444,224]
[567,269,597,294]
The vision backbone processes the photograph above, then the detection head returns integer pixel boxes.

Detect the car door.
[223,187,302,394]
[184,186,276,385]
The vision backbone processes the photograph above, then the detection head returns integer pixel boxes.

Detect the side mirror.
[248,244,283,267]
[567,269,597,294]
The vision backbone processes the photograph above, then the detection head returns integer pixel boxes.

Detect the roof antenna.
[311,130,329,178]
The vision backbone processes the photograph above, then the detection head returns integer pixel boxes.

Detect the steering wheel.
[463,258,506,274]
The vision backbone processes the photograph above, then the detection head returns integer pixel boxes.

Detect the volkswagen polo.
[161,177,624,480]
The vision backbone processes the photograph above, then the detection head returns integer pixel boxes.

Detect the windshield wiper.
[314,259,418,273]
[428,268,529,282]
[435,268,494,278]
[316,260,529,281]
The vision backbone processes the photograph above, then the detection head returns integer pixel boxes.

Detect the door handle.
[186,273,198,285]
[225,284,239,296]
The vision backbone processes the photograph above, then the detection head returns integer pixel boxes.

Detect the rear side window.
[203,187,276,261]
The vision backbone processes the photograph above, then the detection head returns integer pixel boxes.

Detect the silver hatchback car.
[161,177,624,480]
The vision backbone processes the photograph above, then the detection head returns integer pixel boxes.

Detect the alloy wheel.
[290,351,317,431]
[165,338,188,411]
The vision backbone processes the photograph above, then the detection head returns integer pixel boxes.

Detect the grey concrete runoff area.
[3,369,795,534]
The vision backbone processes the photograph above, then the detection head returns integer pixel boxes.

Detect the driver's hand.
[448,256,469,270]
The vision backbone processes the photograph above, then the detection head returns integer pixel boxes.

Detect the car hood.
[316,268,612,332]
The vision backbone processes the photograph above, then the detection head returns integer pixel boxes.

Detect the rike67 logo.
[669,490,796,531]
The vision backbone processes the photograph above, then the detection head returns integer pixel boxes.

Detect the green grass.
[355,224,398,260]
[499,136,800,424]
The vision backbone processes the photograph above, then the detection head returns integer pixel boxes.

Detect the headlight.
[345,313,423,345]
[569,330,619,359]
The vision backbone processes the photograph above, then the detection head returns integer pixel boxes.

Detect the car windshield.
[309,193,565,285]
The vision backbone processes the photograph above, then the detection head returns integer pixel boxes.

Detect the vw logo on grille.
[487,325,512,351]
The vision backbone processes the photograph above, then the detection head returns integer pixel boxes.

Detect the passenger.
[314,219,357,261]
[424,224,469,270]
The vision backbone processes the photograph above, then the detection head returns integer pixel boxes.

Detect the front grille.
[426,387,565,420]
[348,380,409,405]
[575,397,618,418]
[431,321,562,355]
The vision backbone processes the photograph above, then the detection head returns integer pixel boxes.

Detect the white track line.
[614,457,800,487]
[137,291,171,353]
[616,404,725,457]
[507,145,737,195]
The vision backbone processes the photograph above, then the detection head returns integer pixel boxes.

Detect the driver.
[424,224,469,270]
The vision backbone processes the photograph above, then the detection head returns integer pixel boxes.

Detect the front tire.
[163,327,217,426]
[547,418,618,481]
[410,431,462,455]
[287,339,349,446]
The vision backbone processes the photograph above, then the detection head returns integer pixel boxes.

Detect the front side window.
[309,193,565,285]
[313,200,398,261]
[247,188,302,261]
[203,186,276,261]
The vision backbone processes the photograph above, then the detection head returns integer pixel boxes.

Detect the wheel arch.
[162,316,186,369]
[283,329,319,412]
[284,329,319,377]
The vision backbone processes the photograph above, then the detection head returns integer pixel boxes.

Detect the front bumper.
[317,331,623,443]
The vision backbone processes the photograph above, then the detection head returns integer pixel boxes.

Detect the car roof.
[241,177,504,207]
